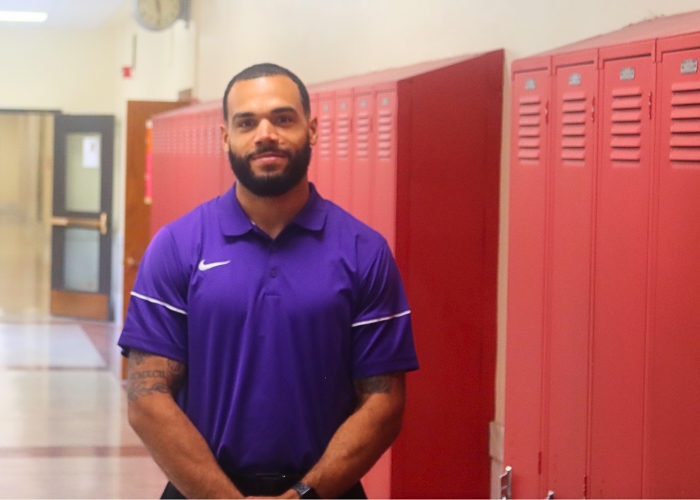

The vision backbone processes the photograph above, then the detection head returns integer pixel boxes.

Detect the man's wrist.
[291,482,320,499]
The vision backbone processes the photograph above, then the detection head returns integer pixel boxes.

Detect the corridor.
[0,214,166,498]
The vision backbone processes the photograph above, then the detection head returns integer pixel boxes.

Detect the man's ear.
[308,116,318,146]
[220,123,230,154]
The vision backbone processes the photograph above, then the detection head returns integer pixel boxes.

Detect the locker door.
[316,94,335,198]
[308,93,319,185]
[546,58,597,498]
[351,91,375,226]
[590,51,655,499]
[646,44,700,499]
[333,91,353,211]
[373,89,397,249]
[504,65,550,499]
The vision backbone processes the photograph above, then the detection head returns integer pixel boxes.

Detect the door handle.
[51,212,108,236]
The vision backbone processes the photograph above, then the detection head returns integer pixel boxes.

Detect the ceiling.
[0,0,128,29]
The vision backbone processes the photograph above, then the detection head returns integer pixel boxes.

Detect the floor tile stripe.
[0,446,151,458]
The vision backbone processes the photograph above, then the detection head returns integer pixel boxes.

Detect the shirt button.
[269,267,278,278]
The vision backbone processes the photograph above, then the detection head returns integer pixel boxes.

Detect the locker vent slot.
[670,81,700,167]
[356,112,370,159]
[518,95,541,164]
[611,87,642,166]
[319,115,332,159]
[336,114,351,159]
[377,109,393,159]
[561,91,587,165]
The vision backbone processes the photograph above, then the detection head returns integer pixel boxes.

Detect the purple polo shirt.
[119,183,418,475]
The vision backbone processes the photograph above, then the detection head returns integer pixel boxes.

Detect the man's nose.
[254,119,279,145]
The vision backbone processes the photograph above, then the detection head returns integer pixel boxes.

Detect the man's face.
[222,75,317,197]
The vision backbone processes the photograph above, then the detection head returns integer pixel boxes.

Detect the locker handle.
[648,91,653,120]
[591,96,595,123]
[545,101,549,124]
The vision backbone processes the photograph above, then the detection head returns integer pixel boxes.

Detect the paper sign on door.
[82,136,100,168]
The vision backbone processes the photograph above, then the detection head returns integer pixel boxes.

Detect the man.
[119,63,418,499]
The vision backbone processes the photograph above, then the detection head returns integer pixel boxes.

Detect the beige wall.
[0,28,117,113]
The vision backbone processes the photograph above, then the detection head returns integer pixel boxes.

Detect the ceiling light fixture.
[0,11,48,23]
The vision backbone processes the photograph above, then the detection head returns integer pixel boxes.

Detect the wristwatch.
[291,482,320,499]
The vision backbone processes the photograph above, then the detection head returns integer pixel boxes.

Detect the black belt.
[230,472,302,497]
[161,473,367,499]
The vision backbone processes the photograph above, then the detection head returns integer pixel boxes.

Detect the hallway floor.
[0,216,166,498]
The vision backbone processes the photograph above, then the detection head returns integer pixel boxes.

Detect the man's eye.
[237,120,254,129]
[276,115,293,125]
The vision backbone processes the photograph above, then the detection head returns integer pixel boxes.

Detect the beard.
[228,138,312,197]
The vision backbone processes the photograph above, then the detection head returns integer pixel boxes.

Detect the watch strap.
[292,482,321,499]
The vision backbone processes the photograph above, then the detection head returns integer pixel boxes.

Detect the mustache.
[246,145,292,161]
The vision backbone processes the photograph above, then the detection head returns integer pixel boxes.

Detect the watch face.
[135,0,181,31]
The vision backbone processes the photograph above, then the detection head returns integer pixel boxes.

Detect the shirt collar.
[218,182,327,237]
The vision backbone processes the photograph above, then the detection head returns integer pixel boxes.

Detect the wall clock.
[134,0,184,31]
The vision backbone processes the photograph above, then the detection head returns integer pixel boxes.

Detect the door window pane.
[65,133,101,213]
[63,227,99,292]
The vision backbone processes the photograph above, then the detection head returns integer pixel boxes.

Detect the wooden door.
[122,100,189,376]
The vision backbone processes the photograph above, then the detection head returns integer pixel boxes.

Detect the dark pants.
[160,475,367,499]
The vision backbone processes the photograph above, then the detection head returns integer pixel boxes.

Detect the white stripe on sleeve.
[130,291,187,315]
[351,310,411,328]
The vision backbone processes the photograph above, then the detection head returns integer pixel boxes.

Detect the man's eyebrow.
[231,111,256,121]
[270,106,299,115]
[230,107,299,121]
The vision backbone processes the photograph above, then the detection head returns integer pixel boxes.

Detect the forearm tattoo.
[126,349,186,401]
[354,373,393,395]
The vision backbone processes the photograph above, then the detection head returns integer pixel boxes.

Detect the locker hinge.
[648,91,653,120]
[538,451,542,474]
[591,96,596,123]
[500,466,512,500]
[583,475,588,498]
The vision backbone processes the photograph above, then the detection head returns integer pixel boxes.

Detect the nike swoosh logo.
[198,259,231,271]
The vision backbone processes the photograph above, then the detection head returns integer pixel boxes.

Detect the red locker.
[590,41,656,499]
[504,56,551,500]
[333,90,353,211]
[647,33,700,498]
[349,89,375,226]
[315,93,335,198]
[545,51,598,499]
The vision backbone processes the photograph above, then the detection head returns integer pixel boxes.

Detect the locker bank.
[506,10,700,499]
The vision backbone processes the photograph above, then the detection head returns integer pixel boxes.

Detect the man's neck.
[235,180,310,240]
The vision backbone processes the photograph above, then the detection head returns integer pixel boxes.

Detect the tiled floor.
[0,216,167,498]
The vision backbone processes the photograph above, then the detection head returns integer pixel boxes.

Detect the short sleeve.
[118,226,190,363]
[351,239,419,379]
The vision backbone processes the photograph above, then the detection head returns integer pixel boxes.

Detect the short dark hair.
[222,63,310,122]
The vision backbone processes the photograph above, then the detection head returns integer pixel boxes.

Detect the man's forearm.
[129,396,242,499]
[299,372,405,499]
[126,350,242,499]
